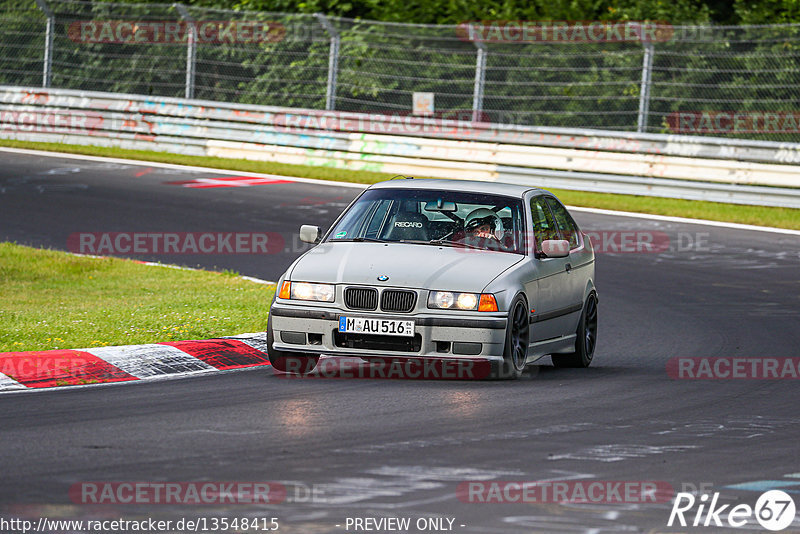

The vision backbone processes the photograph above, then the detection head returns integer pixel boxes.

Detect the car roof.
[368,178,545,197]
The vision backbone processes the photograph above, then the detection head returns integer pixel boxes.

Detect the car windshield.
[325,188,526,254]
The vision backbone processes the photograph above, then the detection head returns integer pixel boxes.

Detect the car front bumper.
[269,303,508,363]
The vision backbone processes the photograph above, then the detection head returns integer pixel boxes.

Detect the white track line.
[135,261,274,284]
[239,275,274,285]
[1,146,797,235]
[0,146,365,189]
[66,252,275,285]
[569,206,800,236]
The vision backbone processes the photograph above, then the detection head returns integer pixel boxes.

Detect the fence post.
[472,42,487,122]
[315,13,339,111]
[637,42,654,133]
[35,0,54,88]
[174,4,196,99]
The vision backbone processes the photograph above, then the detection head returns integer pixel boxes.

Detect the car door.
[545,196,591,323]
[525,195,573,342]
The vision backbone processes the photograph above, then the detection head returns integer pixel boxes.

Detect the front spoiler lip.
[270,344,504,363]
[269,303,507,330]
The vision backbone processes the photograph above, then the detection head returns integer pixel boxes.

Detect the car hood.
[289,242,523,292]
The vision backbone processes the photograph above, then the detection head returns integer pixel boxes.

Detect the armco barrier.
[2,86,800,208]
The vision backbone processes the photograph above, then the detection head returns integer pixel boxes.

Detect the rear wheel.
[491,295,530,379]
[266,313,319,374]
[552,292,597,368]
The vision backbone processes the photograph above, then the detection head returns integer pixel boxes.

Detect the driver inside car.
[462,208,505,249]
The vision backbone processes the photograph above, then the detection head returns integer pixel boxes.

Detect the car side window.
[546,197,581,249]
[530,196,558,251]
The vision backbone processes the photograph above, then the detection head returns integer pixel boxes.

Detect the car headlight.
[428,291,498,312]
[279,281,335,302]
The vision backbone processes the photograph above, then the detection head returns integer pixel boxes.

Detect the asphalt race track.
[1,150,800,533]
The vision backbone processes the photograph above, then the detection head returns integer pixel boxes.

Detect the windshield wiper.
[344,238,484,251]
[428,239,484,250]
[348,237,391,243]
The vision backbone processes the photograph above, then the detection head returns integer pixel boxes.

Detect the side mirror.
[299,225,320,244]
[540,239,570,258]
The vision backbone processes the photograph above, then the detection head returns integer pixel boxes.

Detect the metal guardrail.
[4,86,800,165]
[1,86,799,208]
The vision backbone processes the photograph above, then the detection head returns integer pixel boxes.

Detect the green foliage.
[230,0,715,24]
[1,0,798,140]
[11,0,789,26]
[734,0,800,24]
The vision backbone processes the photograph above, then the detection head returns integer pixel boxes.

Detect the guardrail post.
[472,42,487,122]
[174,4,196,99]
[637,42,654,133]
[35,0,54,88]
[315,14,339,111]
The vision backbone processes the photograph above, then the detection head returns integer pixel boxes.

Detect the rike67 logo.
[668,490,796,531]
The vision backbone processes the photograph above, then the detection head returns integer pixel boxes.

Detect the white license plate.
[338,317,415,337]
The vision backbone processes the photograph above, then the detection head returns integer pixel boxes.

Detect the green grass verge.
[0,243,274,352]
[1,138,798,230]
[547,188,800,230]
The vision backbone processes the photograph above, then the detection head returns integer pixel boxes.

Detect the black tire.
[552,292,598,368]
[491,295,530,379]
[266,313,319,374]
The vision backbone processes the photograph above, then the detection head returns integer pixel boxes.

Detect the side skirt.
[525,334,577,363]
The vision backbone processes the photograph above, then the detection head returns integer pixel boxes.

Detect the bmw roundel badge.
[377,275,389,281]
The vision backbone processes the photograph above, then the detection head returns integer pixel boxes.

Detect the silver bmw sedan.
[267,178,597,379]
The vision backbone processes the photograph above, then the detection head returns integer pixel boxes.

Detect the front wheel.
[491,295,530,379]
[552,292,598,368]
[266,313,319,374]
